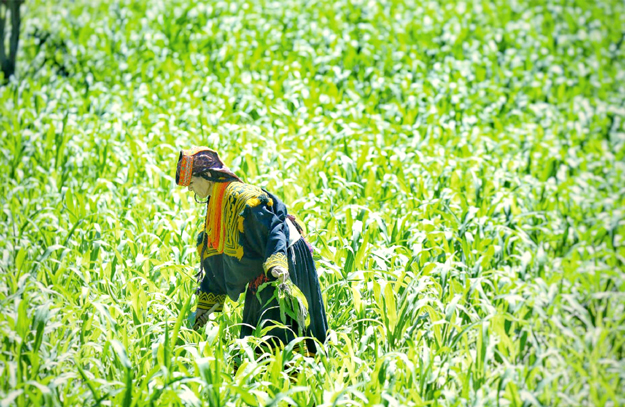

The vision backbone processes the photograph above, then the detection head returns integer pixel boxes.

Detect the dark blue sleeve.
[240,191,290,274]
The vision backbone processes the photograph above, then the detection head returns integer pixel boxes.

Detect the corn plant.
[0,0,624,405]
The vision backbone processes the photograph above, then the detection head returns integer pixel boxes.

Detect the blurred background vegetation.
[0,0,624,405]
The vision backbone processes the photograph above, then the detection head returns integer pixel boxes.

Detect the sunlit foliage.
[1,0,624,405]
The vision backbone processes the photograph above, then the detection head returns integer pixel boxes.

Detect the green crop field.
[1,0,624,405]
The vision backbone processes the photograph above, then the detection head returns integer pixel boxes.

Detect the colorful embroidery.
[197,291,226,311]
[249,273,269,295]
[201,182,272,260]
[263,252,288,274]
[176,146,243,186]
[177,154,193,186]
[205,182,229,252]
[196,232,205,257]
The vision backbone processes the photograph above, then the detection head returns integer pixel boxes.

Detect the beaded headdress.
[175,147,242,186]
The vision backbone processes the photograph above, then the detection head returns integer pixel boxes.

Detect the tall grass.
[1,0,624,405]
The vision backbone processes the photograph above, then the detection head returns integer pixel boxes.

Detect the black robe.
[195,182,327,353]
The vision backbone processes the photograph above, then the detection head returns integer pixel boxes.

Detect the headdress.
[175,147,242,186]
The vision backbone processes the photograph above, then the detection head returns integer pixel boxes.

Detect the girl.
[176,147,328,355]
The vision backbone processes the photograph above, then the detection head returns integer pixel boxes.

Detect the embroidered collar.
[205,182,230,252]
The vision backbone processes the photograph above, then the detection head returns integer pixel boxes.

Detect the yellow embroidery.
[238,216,245,233]
[197,291,226,311]
[263,252,288,274]
[200,182,272,261]
[196,233,205,257]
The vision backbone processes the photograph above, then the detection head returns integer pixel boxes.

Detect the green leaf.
[109,340,131,370]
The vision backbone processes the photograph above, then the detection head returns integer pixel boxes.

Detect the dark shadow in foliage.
[0,0,23,82]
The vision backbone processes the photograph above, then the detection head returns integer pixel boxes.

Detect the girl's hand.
[193,302,221,331]
[271,266,290,283]
[193,307,212,330]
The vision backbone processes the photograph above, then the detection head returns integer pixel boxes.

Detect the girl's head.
[176,147,242,200]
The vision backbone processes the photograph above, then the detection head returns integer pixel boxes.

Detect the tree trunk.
[0,0,22,81]
[0,4,6,77]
